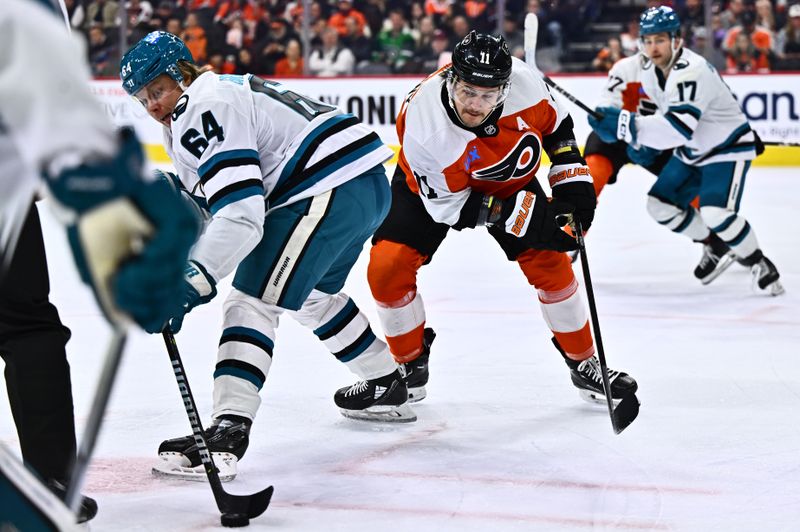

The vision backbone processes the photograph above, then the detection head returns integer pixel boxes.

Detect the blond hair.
[178,60,213,85]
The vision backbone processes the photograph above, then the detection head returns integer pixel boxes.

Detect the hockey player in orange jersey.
[367,32,638,405]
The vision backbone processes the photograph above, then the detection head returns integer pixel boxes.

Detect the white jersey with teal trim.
[164,72,392,282]
[636,47,756,166]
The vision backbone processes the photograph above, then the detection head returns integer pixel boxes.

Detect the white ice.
[2,164,799,531]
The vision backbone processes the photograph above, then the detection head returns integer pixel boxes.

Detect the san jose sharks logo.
[471,133,542,182]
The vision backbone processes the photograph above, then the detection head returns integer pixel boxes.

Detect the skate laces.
[578,357,619,383]
[344,380,370,397]
[699,245,719,267]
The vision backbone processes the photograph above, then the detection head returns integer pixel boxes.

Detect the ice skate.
[749,254,784,296]
[334,369,416,422]
[47,479,98,523]
[694,234,735,285]
[152,415,250,482]
[402,327,436,403]
[552,337,638,404]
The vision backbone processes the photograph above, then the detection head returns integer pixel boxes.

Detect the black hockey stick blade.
[611,393,640,434]
[221,485,274,519]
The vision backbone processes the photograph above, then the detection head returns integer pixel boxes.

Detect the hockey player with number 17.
[367,32,638,406]
[120,31,415,482]
[590,6,783,295]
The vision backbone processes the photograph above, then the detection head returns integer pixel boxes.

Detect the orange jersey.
[596,54,657,116]
[396,57,569,226]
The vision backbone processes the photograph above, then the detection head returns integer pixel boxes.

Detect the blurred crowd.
[66,0,800,78]
[591,0,800,74]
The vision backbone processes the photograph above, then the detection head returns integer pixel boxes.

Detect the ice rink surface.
[1,164,799,531]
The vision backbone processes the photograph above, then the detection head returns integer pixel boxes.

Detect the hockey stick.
[572,220,640,434]
[162,330,273,526]
[65,326,127,513]
[524,13,602,120]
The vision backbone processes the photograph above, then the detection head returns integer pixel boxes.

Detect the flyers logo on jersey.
[471,133,541,183]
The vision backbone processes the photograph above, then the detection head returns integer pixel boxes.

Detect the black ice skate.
[152,415,251,482]
[47,478,98,523]
[403,327,436,403]
[552,337,638,404]
[694,233,736,285]
[334,369,416,422]
[744,251,784,296]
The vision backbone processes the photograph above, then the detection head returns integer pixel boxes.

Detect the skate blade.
[578,389,627,406]
[152,452,237,482]
[699,252,736,285]
[407,385,427,404]
[339,402,417,423]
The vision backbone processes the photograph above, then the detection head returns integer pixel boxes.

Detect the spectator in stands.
[415,15,437,55]
[693,26,726,71]
[620,17,640,56]
[416,28,451,72]
[341,15,374,66]
[723,9,774,68]
[149,1,182,31]
[591,36,623,72]
[63,0,86,30]
[226,16,245,49]
[425,0,454,22]
[726,30,771,72]
[274,38,304,76]
[678,0,704,44]
[502,13,525,58]
[253,18,297,75]
[182,11,208,63]
[464,0,491,33]
[235,47,255,74]
[755,0,776,32]
[374,8,416,73]
[165,16,182,36]
[309,26,355,76]
[720,0,746,29]
[776,3,800,69]
[522,0,562,70]
[451,15,471,45]
[362,0,388,39]
[126,0,153,27]
[84,0,120,30]
[408,2,427,42]
[328,0,367,37]
[87,23,120,76]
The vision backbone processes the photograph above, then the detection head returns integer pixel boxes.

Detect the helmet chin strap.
[639,35,683,72]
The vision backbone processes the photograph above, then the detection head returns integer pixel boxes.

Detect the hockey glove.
[167,261,217,334]
[548,163,596,232]
[45,128,198,331]
[492,185,578,252]
[626,144,661,167]
[588,107,637,145]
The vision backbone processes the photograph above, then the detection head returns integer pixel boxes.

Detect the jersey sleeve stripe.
[198,149,261,183]
[278,114,360,184]
[208,178,265,214]
[668,104,702,121]
[664,112,694,139]
[270,132,384,207]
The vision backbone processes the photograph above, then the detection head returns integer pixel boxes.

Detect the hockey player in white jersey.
[590,6,783,295]
[120,31,414,481]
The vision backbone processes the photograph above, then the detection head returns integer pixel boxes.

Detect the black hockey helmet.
[451,31,512,88]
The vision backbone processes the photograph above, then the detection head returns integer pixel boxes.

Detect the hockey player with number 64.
[120,31,416,482]
[367,32,638,407]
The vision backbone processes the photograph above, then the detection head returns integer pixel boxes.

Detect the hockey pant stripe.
[375,291,427,362]
[701,206,759,259]
[291,290,396,380]
[213,289,281,420]
[214,360,266,390]
[647,196,710,241]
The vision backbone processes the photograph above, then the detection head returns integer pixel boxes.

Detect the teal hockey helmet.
[120,31,193,96]
[639,6,681,38]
